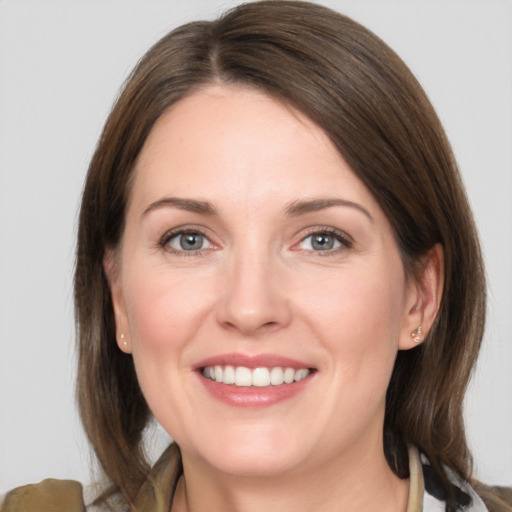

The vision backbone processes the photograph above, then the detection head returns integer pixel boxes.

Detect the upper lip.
[194,353,313,370]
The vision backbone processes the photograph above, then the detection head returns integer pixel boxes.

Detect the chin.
[179,426,312,478]
[205,447,304,478]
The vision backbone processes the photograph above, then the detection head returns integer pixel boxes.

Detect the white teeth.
[294,368,309,382]
[270,367,284,385]
[202,365,311,387]
[223,365,235,384]
[284,367,295,384]
[234,366,252,386]
[252,367,270,387]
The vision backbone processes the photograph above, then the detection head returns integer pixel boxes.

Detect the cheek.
[124,268,212,354]
[297,261,406,367]
[121,268,215,436]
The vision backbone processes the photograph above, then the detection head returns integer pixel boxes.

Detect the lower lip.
[198,373,312,407]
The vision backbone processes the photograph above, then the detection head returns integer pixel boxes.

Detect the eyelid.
[292,226,354,252]
[157,224,352,255]
[158,225,218,255]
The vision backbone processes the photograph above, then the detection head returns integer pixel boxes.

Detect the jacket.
[2,444,511,512]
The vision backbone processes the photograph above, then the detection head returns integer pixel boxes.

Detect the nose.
[215,248,292,336]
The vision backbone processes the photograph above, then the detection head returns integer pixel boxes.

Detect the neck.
[171,436,409,512]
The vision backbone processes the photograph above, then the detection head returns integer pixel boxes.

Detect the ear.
[104,249,131,354]
[398,243,444,350]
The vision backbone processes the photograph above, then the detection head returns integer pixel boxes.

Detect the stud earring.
[120,333,127,346]
[411,325,423,343]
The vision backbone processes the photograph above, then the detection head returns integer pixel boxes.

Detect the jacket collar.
[134,443,182,512]
[133,443,486,512]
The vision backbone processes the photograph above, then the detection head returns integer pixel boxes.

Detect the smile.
[201,365,311,387]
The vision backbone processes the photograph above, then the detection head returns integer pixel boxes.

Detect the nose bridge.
[217,235,290,334]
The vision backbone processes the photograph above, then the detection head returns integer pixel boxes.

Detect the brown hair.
[75,1,486,509]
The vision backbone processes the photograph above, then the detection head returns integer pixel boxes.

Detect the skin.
[106,84,443,512]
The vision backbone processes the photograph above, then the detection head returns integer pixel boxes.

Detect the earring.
[120,333,127,347]
[411,325,423,343]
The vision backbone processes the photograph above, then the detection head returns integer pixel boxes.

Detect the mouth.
[195,354,316,407]
[201,365,312,387]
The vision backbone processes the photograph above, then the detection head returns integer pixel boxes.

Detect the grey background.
[1,0,511,492]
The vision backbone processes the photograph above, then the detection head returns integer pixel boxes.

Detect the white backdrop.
[0,0,511,493]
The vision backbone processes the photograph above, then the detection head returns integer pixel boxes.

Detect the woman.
[2,1,510,511]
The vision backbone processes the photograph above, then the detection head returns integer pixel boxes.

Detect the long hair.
[75,1,485,508]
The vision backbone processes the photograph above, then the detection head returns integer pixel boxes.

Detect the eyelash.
[158,226,353,257]
[158,227,213,257]
[295,227,353,255]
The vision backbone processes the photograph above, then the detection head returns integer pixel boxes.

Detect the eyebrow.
[142,196,373,222]
[285,198,373,222]
[142,197,217,217]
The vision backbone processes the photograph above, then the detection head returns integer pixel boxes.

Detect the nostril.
[215,278,292,334]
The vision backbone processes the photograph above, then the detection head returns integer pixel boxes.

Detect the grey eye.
[311,234,336,250]
[299,232,342,251]
[168,232,209,251]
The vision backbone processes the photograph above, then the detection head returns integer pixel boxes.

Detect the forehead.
[130,84,380,218]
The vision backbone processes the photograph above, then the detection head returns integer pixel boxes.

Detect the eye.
[296,229,352,253]
[161,229,214,254]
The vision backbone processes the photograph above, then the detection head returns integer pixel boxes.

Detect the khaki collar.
[134,443,424,512]
[407,445,425,512]
[134,443,182,512]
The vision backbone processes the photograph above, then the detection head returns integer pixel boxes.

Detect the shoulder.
[472,481,512,512]
[1,478,85,512]
[410,446,512,512]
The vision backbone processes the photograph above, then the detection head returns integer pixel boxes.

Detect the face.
[108,84,423,478]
